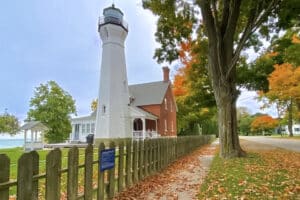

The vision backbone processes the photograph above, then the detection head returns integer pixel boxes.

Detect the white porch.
[130,106,160,140]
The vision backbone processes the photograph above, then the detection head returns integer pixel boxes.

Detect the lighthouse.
[95,4,131,139]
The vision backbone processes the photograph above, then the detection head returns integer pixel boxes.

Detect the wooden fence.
[0,135,214,200]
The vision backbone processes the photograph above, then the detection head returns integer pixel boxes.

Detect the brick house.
[129,67,177,137]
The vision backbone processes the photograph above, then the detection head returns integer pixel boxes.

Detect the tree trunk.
[214,83,246,158]
[288,100,293,137]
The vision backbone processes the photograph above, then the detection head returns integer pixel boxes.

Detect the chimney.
[162,66,170,82]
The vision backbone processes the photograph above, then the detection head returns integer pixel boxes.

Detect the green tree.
[27,81,76,143]
[237,107,253,135]
[143,0,299,158]
[0,110,19,135]
[239,29,300,92]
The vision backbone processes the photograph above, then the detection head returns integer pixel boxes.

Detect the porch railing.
[132,131,159,140]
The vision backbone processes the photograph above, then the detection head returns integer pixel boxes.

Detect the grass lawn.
[0,147,90,179]
[199,140,300,199]
[0,147,99,198]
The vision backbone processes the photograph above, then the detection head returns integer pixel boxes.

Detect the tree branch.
[220,0,230,35]
[212,0,225,78]
[223,0,242,42]
[225,0,279,80]
[199,0,226,79]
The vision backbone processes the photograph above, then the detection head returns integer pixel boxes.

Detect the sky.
[0,0,268,126]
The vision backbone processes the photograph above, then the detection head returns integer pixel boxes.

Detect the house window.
[294,128,300,132]
[82,124,86,134]
[164,119,167,131]
[164,98,167,110]
[91,123,95,133]
[86,124,91,134]
[171,120,174,132]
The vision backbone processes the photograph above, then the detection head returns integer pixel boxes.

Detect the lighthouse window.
[102,105,106,114]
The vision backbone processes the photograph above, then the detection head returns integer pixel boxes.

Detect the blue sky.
[0,0,267,125]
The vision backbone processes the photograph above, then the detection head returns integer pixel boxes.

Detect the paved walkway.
[240,136,300,152]
[114,140,219,200]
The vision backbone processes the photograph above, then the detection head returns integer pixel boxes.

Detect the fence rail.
[0,135,214,200]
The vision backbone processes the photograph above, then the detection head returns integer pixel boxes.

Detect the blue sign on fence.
[100,148,115,171]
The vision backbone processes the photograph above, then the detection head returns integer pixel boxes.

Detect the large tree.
[0,110,19,135]
[27,81,76,143]
[143,0,299,158]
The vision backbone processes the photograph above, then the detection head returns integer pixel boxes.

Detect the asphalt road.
[240,136,300,153]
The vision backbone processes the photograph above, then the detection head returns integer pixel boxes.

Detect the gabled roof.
[20,121,48,131]
[129,106,158,120]
[129,81,170,106]
[72,111,96,122]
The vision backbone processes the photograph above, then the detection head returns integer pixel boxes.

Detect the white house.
[69,111,96,142]
[284,124,300,135]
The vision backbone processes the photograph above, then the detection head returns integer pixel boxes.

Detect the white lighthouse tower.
[95,4,131,139]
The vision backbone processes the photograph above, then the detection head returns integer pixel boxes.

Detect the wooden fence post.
[17,152,33,200]
[149,139,154,174]
[97,142,105,200]
[164,139,167,167]
[67,147,79,200]
[132,140,138,184]
[138,140,144,180]
[125,140,132,187]
[0,154,10,200]
[46,148,62,200]
[154,139,158,172]
[31,151,39,200]
[144,139,149,176]
[118,141,124,192]
[84,144,93,200]
[157,139,161,171]
[108,141,116,199]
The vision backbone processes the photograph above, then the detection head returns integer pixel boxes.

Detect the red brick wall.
[139,84,177,136]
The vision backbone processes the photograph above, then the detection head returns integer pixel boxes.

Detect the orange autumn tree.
[257,31,300,136]
[265,63,300,136]
[173,41,194,97]
[251,115,279,135]
[173,40,216,135]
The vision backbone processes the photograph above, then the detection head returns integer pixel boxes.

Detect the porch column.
[142,118,146,139]
[155,120,158,136]
[41,131,44,145]
[35,131,38,142]
[132,118,135,138]
[24,130,27,150]
[31,130,34,151]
